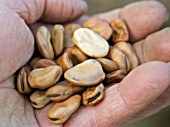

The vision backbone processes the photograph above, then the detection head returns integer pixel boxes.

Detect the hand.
[0,1,170,127]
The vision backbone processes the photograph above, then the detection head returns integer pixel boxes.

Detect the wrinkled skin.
[0,0,170,127]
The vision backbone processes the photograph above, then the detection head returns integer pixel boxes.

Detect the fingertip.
[121,0,168,42]
[80,0,88,12]
[119,61,170,113]
[94,8,121,23]
[143,27,170,62]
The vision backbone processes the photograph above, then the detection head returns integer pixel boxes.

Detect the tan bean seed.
[46,80,85,102]
[107,47,131,72]
[96,58,118,72]
[64,24,81,48]
[114,42,139,70]
[35,26,54,59]
[28,66,62,89]
[30,90,50,109]
[33,59,56,69]
[70,46,88,65]
[17,66,32,94]
[56,52,73,72]
[52,25,64,56]
[83,17,113,40]
[82,83,104,106]
[104,70,127,84]
[48,94,81,124]
[110,19,129,43]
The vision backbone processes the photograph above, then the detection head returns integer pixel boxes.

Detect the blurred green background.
[85,0,170,127]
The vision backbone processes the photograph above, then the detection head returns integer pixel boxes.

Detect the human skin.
[0,0,170,127]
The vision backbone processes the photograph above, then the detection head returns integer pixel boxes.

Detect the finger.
[35,103,63,127]
[63,61,170,127]
[39,0,88,23]
[143,27,170,63]
[125,86,170,126]
[133,27,170,63]
[0,80,39,127]
[4,0,87,24]
[94,8,121,22]
[120,0,169,42]
[125,63,170,125]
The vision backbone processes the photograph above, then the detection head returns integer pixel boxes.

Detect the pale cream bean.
[72,28,109,58]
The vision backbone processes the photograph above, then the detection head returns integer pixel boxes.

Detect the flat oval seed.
[48,95,81,124]
[29,57,41,69]
[64,59,105,86]
[83,17,113,40]
[17,66,31,94]
[82,83,104,106]
[46,80,85,102]
[35,26,54,60]
[28,66,62,89]
[30,90,50,109]
[110,19,129,43]
[114,42,139,70]
[64,23,81,48]
[96,58,118,72]
[52,25,64,56]
[70,46,88,65]
[72,28,109,58]
[33,59,56,69]
[104,70,127,85]
[56,52,73,72]
[107,47,131,72]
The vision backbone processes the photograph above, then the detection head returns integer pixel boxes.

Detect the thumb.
[4,0,88,24]
[39,0,88,23]
[133,27,170,64]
